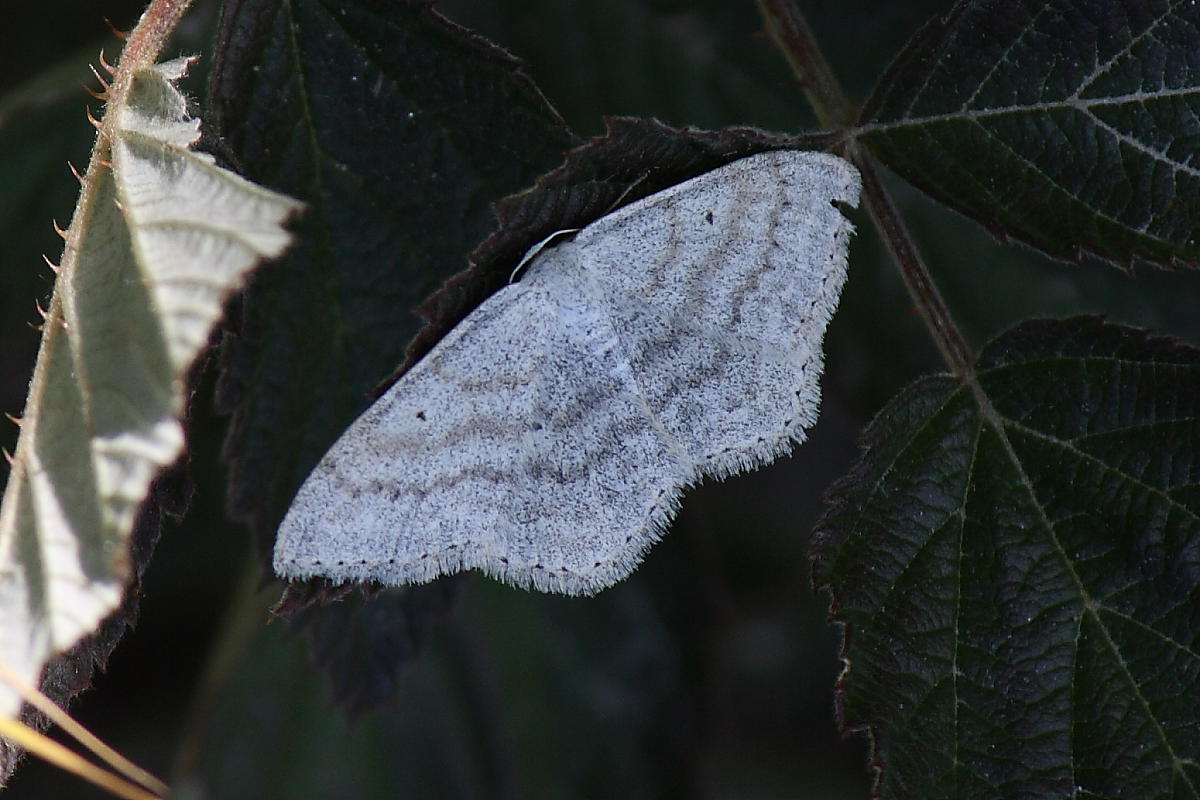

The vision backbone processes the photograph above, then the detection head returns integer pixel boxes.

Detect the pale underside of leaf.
[0,57,301,717]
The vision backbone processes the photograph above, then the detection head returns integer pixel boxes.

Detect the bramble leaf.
[861,0,1200,269]
[813,317,1200,799]
[0,56,300,718]
[209,0,577,544]
[208,0,576,717]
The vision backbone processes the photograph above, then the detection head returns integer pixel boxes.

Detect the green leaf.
[209,0,577,543]
[860,0,1200,269]
[0,56,300,718]
[207,0,576,716]
[812,317,1200,799]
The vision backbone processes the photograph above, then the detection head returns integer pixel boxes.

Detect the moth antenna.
[98,49,116,76]
[4,413,20,428]
[41,255,59,274]
[68,162,84,184]
[52,220,68,240]
[103,18,129,40]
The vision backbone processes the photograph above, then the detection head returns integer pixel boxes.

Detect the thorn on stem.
[83,84,108,101]
[103,18,130,40]
[86,107,104,132]
[34,299,48,320]
[52,220,68,240]
[98,48,117,75]
[88,63,111,94]
[41,255,58,274]
[4,413,21,428]
[3,449,13,467]
[68,162,84,184]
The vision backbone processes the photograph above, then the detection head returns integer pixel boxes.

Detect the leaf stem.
[114,0,197,79]
[63,0,199,287]
[77,0,199,239]
[756,0,975,379]
[755,0,853,129]
[851,145,975,377]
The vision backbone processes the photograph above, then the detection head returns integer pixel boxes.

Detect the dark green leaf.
[438,0,827,136]
[209,0,577,542]
[282,577,459,721]
[813,317,1200,799]
[207,0,577,717]
[860,0,1200,269]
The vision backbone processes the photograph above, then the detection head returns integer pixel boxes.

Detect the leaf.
[207,0,576,716]
[436,0,821,136]
[812,317,1200,799]
[0,56,300,719]
[859,0,1200,269]
[209,0,577,544]
[279,578,458,721]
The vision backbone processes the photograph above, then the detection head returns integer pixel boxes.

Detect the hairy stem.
[756,0,853,129]
[850,144,975,376]
[114,0,197,78]
[756,0,974,379]
[68,0,199,282]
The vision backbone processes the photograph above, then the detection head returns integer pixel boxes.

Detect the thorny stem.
[106,0,197,116]
[6,0,198,554]
[756,0,975,380]
[57,0,197,288]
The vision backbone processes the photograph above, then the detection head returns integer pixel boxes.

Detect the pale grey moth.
[274,149,861,595]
